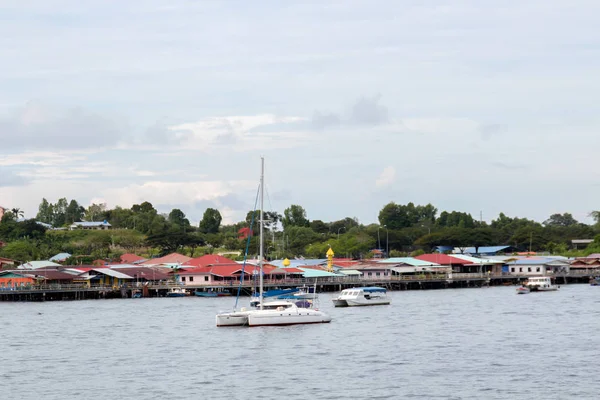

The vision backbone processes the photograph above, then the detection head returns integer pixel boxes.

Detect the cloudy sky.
[1,0,599,225]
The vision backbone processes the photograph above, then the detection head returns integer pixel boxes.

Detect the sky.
[1,0,600,226]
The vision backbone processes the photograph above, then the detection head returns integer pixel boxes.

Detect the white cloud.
[1,1,600,225]
[168,114,310,152]
[375,166,396,188]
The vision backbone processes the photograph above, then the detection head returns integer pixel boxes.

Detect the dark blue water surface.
[2,284,599,399]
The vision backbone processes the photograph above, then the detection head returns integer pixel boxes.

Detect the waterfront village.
[1,244,600,301]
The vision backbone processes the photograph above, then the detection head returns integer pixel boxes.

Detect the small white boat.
[525,277,558,292]
[516,286,530,294]
[166,287,186,297]
[332,287,391,307]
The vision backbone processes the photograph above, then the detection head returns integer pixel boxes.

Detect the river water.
[1,284,599,400]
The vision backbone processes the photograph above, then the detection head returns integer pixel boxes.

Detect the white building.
[70,221,112,230]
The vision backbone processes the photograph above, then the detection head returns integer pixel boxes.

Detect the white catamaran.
[216,157,332,327]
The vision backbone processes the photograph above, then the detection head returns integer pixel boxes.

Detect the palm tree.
[11,208,24,219]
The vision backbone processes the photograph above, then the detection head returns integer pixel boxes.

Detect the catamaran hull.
[247,310,332,326]
[332,299,348,307]
[217,315,248,326]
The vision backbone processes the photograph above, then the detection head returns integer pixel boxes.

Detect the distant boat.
[166,287,186,297]
[516,286,530,294]
[332,287,391,307]
[195,290,231,297]
[524,277,558,292]
[276,285,315,300]
[590,277,600,286]
[132,290,142,298]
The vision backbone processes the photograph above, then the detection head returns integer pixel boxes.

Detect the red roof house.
[142,252,192,265]
[183,254,237,268]
[414,254,476,273]
[177,263,276,286]
[120,253,147,264]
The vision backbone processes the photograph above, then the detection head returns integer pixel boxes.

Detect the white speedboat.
[332,287,391,307]
[166,287,186,297]
[525,277,558,292]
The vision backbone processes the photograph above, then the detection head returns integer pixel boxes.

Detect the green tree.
[543,213,578,227]
[36,198,53,224]
[131,201,155,214]
[1,211,16,223]
[282,205,309,229]
[285,226,320,255]
[53,198,68,226]
[310,220,330,234]
[65,200,85,224]
[0,240,39,263]
[84,203,107,222]
[168,208,190,230]
[378,202,438,230]
[378,202,410,230]
[199,208,222,234]
[437,211,475,228]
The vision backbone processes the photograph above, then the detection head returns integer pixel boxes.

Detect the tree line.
[1,199,600,264]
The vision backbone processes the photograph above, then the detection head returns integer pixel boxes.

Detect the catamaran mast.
[259,157,264,310]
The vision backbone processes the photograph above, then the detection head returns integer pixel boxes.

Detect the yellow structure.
[326,247,334,272]
[283,258,290,267]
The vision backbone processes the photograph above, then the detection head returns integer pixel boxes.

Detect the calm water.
[2,284,599,400]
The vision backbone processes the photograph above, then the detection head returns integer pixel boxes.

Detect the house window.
[204,276,209,281]
[511,268,515,273]
[189,277,194,282]
[519,268,522,272]
[528,268,531,272]
[181,277,186,282]
[536,267,540,272]
[368,272,372,276]
[376,272,381,276]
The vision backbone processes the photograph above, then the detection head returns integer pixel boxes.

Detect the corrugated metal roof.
[141,253,192,265]
[111,267,170,280]
[49,253,71,262]
[338,269,362,276]
[88,268,134,279]
[71,221,111,227]
[269,259,327,268]
[453,246,511,254]
[184,254,237,267]
[507,257,569,266]
[298,267,344,278]
[19,261,62,270]
[450,254,505,264]
[378,257,441,267]
[415,254,473,265]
